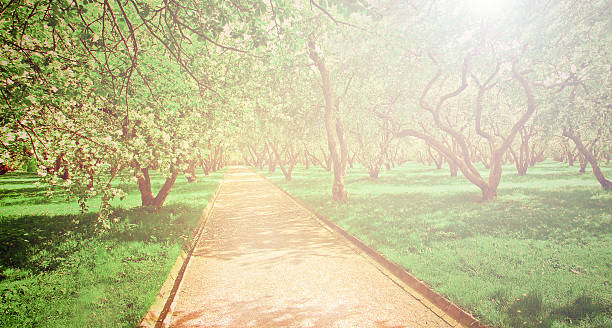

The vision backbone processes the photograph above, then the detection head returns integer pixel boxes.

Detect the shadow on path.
[169,167,452,328]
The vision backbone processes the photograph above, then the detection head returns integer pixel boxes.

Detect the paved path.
[169,167,455,328]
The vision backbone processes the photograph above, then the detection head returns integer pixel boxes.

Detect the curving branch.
[472,61,501,141]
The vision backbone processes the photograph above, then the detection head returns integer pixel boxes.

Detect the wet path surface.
[169,167,453,328]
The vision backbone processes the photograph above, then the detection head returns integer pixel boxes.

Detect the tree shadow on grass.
[0,212,98,273]
[106,204,202,245]
[0,204,202,276]
[0,187,50,197]
[0,172,40,181]
[0,184,74,208]
[483,188,611,240]
[504,187,608,206]
[494,291,611,328]
[340,186,609,247]
[345,171,462,188]
[549,295,611,327]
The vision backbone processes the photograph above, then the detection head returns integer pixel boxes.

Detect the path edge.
[139,176,224,328]
[255,170,487,328]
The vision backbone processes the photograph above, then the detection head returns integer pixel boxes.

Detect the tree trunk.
[136,167,180,209]
[427,146,443,169]
[249,143,267,169]
[395,60,536,202]
[509,147,528,176]
[309,40,348,202]
[579,155,587,174]
[564,128,611,190]
[336,116,349,176]
[267,146,276,173]
[481,185,498,201]
[529,145,544,167]
[481,156,490,169]
[211,146,223,172]
[216,147,224,170]
[305,148,322,168]
[484,152,504,201]
[201,157,211,176]
[137,168,155,206]
[271,142,294,182]
[185,160,197,183]
[0,163,14,175]
[563,139,577,166]
[152,169,179,208]
[449,161,458,177]
[321,148,332,171]
[287,166,294,181]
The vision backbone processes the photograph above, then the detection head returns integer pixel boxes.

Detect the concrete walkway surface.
[167,167,458,328]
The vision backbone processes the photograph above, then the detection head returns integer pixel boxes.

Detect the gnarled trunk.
[563,128,611,190]
[396,59,536,201]
[270,141,298,182]
[136,166,180,209]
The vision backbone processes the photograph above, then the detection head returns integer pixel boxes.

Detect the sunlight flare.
[466,0,511,19]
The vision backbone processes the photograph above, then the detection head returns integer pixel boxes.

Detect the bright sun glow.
[466,0,509,19]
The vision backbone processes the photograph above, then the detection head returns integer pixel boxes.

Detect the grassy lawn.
[0,170,222,327]
[262,161,611,328]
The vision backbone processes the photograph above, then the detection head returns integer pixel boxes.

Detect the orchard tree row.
[238,0,610,201]
[1,0,610,224]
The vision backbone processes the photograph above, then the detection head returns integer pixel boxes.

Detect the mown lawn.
[0,170,222,327]
[262,161,611,328]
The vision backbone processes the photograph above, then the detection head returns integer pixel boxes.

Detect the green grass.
[0,170,222,327]
[262,161,612,328]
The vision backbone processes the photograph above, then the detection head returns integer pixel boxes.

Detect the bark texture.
[563,128,611,190]
[136,166,180,209]
[395,58,536,201]
[309,40,348,202]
